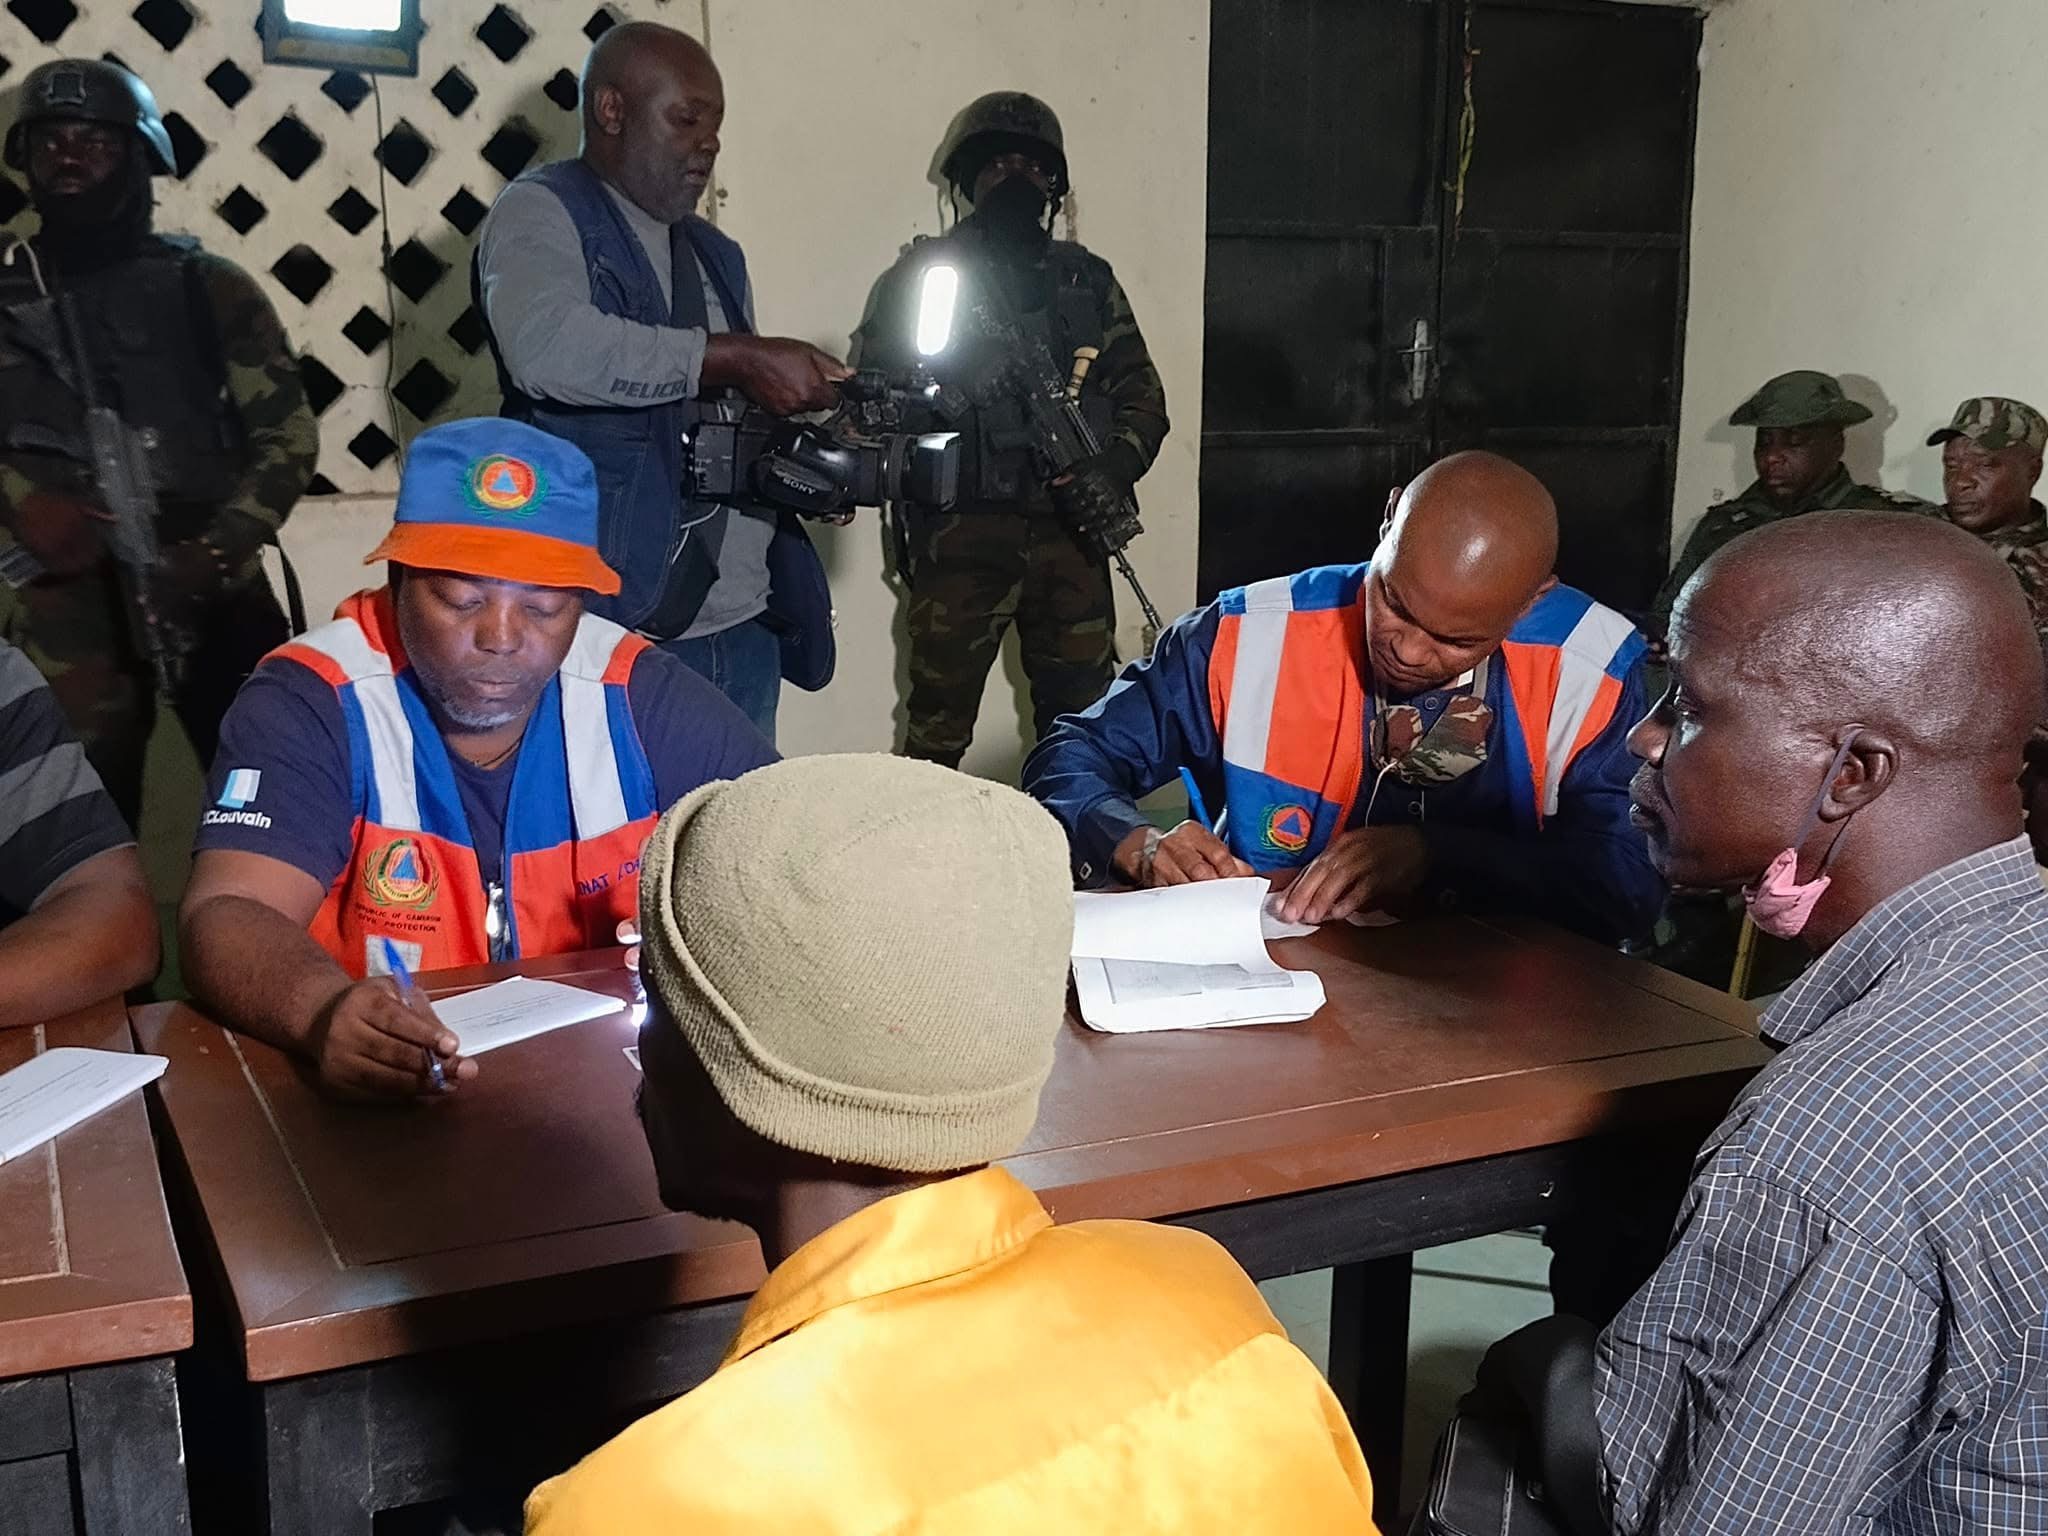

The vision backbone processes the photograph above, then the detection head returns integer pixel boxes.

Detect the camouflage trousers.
[0,559,287,830]
[901,508,1116,767]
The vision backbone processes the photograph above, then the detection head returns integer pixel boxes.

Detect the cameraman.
[853,93,1169,768]
[474,21,847,742]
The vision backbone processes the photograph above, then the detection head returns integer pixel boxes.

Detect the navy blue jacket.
[1021,600,1665,944]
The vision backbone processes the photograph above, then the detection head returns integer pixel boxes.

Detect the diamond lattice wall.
[1,0,688,496]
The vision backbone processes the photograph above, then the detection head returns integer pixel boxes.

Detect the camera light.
[915,264,959,358]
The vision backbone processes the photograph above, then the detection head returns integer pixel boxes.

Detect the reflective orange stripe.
[601,637,646,687]
[1266,607,1370,834]
[1497,640,1560,823]
[508,820,651,956]
[271,642,351,689]
[1567,672,1625,770]
[1208,611,1241,749]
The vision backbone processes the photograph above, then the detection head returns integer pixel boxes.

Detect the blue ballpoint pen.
[1177,766,1215,833]
[379,937,447,1092]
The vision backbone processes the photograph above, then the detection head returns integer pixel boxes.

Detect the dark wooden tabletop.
[137,915,1768,1383]
[0,1000,192,1380]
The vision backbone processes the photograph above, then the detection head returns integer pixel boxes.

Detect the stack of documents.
[1070,877,1327,1034]
[0,1047,167,1164]
[432,977,625,1056]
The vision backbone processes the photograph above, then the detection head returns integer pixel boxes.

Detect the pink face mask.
[1742,734,1860,940]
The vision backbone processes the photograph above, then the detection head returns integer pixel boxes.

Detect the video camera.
[683,369,962,520]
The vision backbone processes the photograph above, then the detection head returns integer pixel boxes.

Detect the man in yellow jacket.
[524,754,1378,1533]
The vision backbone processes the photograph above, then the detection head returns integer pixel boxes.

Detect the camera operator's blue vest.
[475,161,834,690]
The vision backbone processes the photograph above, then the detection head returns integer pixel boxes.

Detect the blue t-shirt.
[195,644,776,890]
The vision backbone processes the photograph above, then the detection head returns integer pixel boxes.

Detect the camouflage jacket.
[851,225,1169,509]
[0,245,318,586]
[1980,502,2048,638]
[1971,502,2048,747]
[1650,465,1932,635]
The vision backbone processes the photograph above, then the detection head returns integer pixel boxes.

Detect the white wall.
[1676,0,2048,543]
[273,0,1209,782]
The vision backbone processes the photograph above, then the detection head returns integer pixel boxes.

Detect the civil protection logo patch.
[465,455,544,515]
[1261,802,1314,855]
[363,837,440,910]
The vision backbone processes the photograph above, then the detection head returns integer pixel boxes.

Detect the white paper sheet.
[0,1047,167,1164]
[1070,877,1325,1033]
[432,977,625,1057]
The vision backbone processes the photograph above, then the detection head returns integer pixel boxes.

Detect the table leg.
[0,1451,76,1531]
[264,1371,374,1536]
[71,1357,192,1534]
[1328,1252,1413,1521]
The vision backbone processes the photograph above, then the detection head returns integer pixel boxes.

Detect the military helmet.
[937,91,1068,201]
[4,59,176,176]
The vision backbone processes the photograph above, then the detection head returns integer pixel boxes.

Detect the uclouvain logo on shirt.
[203,767,273,829]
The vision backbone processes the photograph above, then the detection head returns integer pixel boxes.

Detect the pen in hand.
[1178,766,1215,833]
[379,937,448,1092]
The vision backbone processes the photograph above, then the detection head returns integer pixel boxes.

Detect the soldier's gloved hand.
[197,509,276,576]
[12,490,108,577]
[1050,454,1142,562]
[156,540,235,597]
[146,542,233,687]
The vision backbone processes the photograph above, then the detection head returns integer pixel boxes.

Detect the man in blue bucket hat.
[179,418,775,1100]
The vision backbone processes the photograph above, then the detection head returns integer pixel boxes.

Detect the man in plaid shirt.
[1468,509,2048,1536]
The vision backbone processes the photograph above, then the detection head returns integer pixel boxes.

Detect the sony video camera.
[682,369,961,520]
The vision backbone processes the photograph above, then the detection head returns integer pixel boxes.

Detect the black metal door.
[1199,0,1447,594]
[1200,0,1701,614]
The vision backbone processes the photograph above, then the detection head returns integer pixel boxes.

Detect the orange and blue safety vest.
[1208,565,1640,859]
[1023,563,1662,943]
[273,589,657,979]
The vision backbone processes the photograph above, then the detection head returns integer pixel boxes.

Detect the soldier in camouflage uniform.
[1929,395,2048,863]
[0,60,317,828]
[1648,370,1929,642]
[1932,395,2048,640]
[852,92,1169,768]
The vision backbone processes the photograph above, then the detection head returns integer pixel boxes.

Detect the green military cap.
[1728,370,1874,429]
[1927,396,2048,454]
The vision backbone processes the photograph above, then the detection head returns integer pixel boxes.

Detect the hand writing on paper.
[1113,821,1255,887]
[1271,825,1429,925]
[310,978,475,1100]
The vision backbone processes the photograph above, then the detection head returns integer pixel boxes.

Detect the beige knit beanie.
[637,754,1076,1172]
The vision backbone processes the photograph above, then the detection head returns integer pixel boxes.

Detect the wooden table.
[0,1001,193,1534]
[139,915,1767,1533]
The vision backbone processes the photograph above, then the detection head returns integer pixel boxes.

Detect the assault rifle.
[954,275,1164,641]
[47,289,177,696]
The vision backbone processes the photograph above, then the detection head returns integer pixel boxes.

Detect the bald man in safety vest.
[180,418,775,1099]
[1024,451,1663,944]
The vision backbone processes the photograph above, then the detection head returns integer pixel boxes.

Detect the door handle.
[1397,318,1433,403]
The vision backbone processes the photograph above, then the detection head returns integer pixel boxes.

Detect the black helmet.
[4,59,176,176]
[937,91,1067,201]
